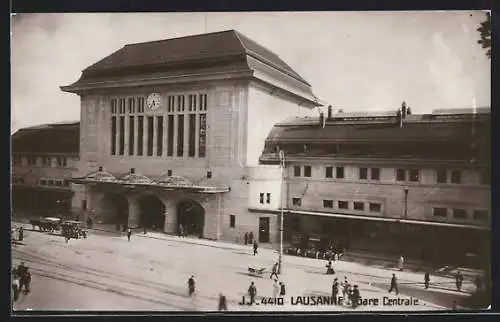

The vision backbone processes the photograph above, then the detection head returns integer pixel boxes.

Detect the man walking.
[218,293,227,311]
[253,240,258,256]
[388,273,399,295]
[351,285,360,308]
[424,272,430,289]
[270,262,279,279]
[272,278,280,298]
[188,275,196,296]
[398,256,405,271]
[279,282,286,297]
[248,281,257,305]
[455,271,464,292]
[127,227,132,241]
[332,278,339,304]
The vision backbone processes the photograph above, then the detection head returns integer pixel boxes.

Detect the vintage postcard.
[11,11,491,312]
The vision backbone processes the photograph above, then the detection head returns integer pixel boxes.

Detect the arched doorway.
[100,193,129,224]
[177,199,205,237]
[138,195,166,230]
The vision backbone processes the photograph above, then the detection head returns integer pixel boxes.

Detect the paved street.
[12,224,476,312]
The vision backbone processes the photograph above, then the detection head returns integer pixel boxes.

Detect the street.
[12,224,475,312]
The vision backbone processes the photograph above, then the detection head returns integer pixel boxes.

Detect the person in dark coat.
[24,268,31,294]
[218,293,227,311]
[18,226,24,241]
[248,281,257,304]
[455,271,464,292]
[253,240,258,256]
[279,282,286,297]
[270,262,279,279]
[351,285,360,308]
[326,260,335,274]
[244,232,248,245]
[12,266,20,302]
[332,278,339,304]
[188,275,195,296]
[249,232,254,244]
[388,273,399,295]
[127,227,132,241]
[17,262,28,292]
[424,272,430,289]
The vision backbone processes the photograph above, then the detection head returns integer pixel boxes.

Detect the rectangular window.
[47,179,54,186]
[157,116,163,156]
[291,217,301,231]
[128,97,135,113]
[359,167,368,180]
[451,170,461,184]
[433,207,447,217]
[128,116,135,155]
[396,168,406,181]
[119,116,125,155]
[452,209,468,219]
[292,198,302,206]
[57,157,62,167]
[188,114,196,157]
[229,215,235,228]
[259,193,264,204]
[336,167,344,179]
[111,98,117,114]
[111,116,117,155]
[167,115,174,156]
[436,169,447,183]
[294,166,301,177]
[199,93,207,111]
[370,168,380,180]
[177,115,184,157]
[354,202,365,211]
[198,113,206,158]
[62,157,67,167]
[323,200,334,208]
[55,180,63,187]
[147,116,154,156]
[325,166,333,178]
[369,203,381,212]
[167,169,172,176]
[473,210,488,221]
[266,193,271,204]
[338,201,349,209]
[304,166,312,177]
[137,116,144,155]
[39,179,47,185]
[409,169,420,182]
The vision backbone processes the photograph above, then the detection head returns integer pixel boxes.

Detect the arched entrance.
[138,195,166,229]
[177,199,205,237]
[100,193,129,224]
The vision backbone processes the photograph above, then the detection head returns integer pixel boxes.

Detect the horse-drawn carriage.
[29,217,62,232]
[61,221,87,239]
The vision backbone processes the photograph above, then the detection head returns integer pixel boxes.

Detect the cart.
[248,265,266,277]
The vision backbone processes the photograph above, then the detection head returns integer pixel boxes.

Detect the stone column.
[164,200,178,234]
[152,115,158,156]
[128,198,140,228]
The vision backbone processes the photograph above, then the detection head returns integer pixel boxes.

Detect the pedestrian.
[188,275,195,296]
[326,260,335,274]
[253,240,258,256]
[351,285,360,308]
[332,278,339,304]
[143,226,147,234]
[12,272,20,302]
[179,224,183,237]
[218,293,227,311]
[388,273,399,295]
[398,256,405,271]
[248,281,257,304]
[18,226,24,242]
[455,271,464,292]
[24,268,31,294]
[341,276,349,299]
[279,282,286,297]
[273,278,280,298]
[244,232,248,245]
[249,232,254,244]
[17,262,28,292]
[127,227,132,241]
[270,262,279,279]
[424,272,430,289]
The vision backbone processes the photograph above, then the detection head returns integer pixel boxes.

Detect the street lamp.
[278,150,285,274]
[403,187,409,251]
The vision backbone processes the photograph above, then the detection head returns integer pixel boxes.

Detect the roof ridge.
[124,29,237,47]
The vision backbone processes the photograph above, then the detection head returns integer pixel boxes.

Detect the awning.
[71,170,230,194]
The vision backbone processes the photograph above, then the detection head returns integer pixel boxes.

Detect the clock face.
[146,93,161,111]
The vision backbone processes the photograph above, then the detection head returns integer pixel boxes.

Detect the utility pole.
[403,187,409,252]
[278,150,285,274]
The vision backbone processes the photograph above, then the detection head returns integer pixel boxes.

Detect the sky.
[11,11,491,133]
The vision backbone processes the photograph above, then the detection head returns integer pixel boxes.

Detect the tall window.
[409,169,420,182]
[199,113,206,157]
[436,169,447,183]
[304,166,312,177]
[199,93,207,111]
[167,96,175,113]
[294,166,301,177]
[157,116,163,156]
[325,166,333,178]
[167,115,174,156]
[370,168,380,180]
[147,116,154,156]
[119,98,126,114]
[229,215,235,228]
[336,166,344,179]
[137,97,145,113]
[259,193,264,204]
[396,168,406,181]
[359,167,368,180]
[188,114,196,157]
[111,98,117,114]
[177,115,184,157]
[177,95,185,112]
[266,193,271,204]
[128,97,135,113]
[119,116,125,155]
[137,116,144,155]
[111,116,117,155]
[128,116,135,155]
[451,170,461,184]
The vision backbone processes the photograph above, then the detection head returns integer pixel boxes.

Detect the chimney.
[327,105,333,119]
[98,166,103,172]
[130,168,135,174]
[319,110,324,126]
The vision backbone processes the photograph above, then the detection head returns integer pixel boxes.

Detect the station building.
[60,30,320,242]
[11,122,80,216]
[258,104,491,265]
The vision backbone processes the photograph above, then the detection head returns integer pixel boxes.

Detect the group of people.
[12,226,24,242]
[12,262,31,302]
[185,275,229,311]
[331,276,361,308]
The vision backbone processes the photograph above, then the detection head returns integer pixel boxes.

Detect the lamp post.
[278,150,285,274]
[403,187,409,251]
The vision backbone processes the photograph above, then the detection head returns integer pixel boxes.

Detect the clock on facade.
[146,93,162,111]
